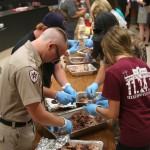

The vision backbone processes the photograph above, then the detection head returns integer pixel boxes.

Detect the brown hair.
[101,26,133,63]
[35,22,46,30]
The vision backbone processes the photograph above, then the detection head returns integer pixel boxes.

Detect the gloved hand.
[46,126,54,132]
[96,94,108,108]
[84,38,93,48]
[55,91,75,105]
[85,52,92,62]
[86,82,99,99]
[85,52,96,63]
[68,39,80,47]
[68,42,80,54]
[64,84,77,102]
[83,103,99,116]
[85,52,93,62]
[57,118,73,134]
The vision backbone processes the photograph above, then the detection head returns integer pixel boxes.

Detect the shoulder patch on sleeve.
[29,70,39,83]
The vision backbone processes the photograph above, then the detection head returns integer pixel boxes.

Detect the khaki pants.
[0,122,35,150]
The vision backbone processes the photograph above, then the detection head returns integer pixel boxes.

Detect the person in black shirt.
[12,12,78,105]
[83,12,146,99]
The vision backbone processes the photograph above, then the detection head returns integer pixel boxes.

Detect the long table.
[32,54,116,150]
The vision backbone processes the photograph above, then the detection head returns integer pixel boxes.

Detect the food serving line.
[32,45,116,150]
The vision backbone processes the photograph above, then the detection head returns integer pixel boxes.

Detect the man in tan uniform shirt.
[0,28,73,150]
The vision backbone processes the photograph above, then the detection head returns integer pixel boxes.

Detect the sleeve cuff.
[61,117,67,128]
[62,83,71,90]
[94,82,100,86]
[66,50,70,55]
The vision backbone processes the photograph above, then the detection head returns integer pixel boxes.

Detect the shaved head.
[32,27,68,62]
[39,27,67,46]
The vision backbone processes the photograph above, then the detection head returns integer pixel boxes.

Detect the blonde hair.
[101,26,133,63]
[91,0,112,17]
[35,22,47,31]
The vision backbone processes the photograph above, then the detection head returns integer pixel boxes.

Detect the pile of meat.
[69,65,89,72]
[70,110,102,131]
[51,99,59,104]
[81,48,92,53]
[78,96,96,104]
[53,110,102,136]
[60,143,99,150]
[71,58,88,63]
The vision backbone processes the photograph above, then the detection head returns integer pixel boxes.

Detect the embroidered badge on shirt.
[29,70,39,83]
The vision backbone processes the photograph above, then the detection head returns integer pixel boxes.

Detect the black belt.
[0,118,32,128]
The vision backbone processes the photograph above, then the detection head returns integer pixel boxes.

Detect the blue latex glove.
[68,42,80,54]
[85,52,92,62]
[64,85,77,102]
[83,103,99,116]
[96,94,108,108]
[46,126,54,132]
[86,82,99,99]
[85,52,96,63]
[55,91,75,105]
[84,38,93,48]
[68,39,80,47]
[57,119,73,134]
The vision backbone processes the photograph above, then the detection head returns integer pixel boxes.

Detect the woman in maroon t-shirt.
[84,26,150,150]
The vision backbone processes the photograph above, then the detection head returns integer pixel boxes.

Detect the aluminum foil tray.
[66,64,97,76]
[77,47,93,56]
[62,139,103,150]
[36,136,103,150]
[76,91,102,107]
[45,98,76,112]
[69,56,88,64]
[49,107,109,139]
[35,135,70,150]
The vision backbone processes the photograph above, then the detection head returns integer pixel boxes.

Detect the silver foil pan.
[36,135,103,150]
[69,56,88,64]
[66,64,97,76]
[62,139,103,150]
[45,98,76,112]
[47,107,109,139]
[77,47,93,56]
